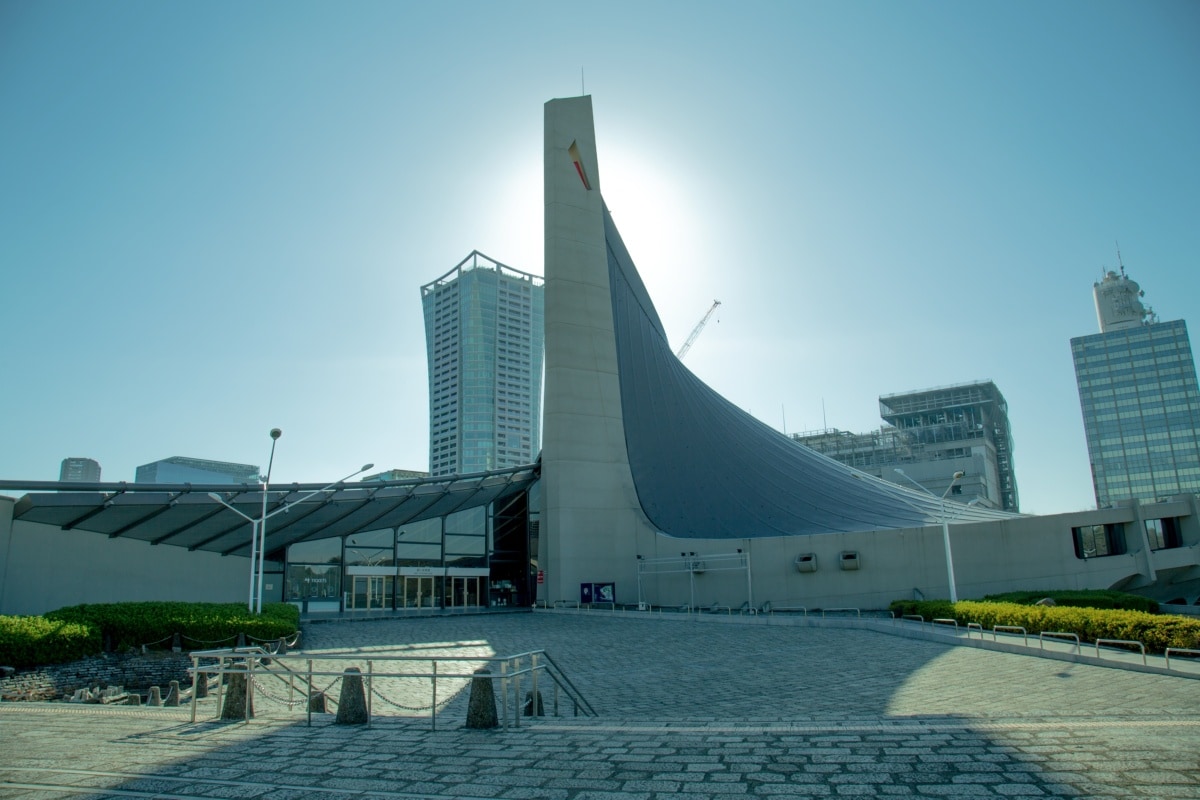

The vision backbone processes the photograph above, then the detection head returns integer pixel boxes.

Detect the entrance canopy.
[2,464,538,559]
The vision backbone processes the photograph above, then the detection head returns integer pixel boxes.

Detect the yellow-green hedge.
[891,599,1200,654]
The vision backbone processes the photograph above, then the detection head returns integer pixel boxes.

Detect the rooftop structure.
[135,456,259,485]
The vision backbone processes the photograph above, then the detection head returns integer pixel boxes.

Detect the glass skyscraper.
[421,251,545,477]
[1071,269,1200,507]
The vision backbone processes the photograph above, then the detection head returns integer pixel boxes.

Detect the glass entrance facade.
[282,483,537,613]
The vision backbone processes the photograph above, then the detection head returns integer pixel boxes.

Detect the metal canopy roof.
[2,464,539,559]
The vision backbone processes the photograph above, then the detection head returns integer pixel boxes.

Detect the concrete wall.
[0,497,250,616]
[595,500,1200,611]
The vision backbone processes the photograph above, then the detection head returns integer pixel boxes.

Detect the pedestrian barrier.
[1095,638,1147,665]
[187,646,595,731]
[932,618,958,631]
[993,625,1028,646]
[1039,631,1081,653]
[966,622,984,638]
[1165,647,1200,671]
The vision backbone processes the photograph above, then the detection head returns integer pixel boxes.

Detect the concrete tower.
[541,96,656,603]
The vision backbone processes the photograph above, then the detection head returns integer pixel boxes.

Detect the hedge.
[45,602,299,651]
[888,599,1200,654]
[0,616,100,669]
[980,589,1158,614]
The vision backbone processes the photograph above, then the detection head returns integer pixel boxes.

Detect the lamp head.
[952,471,965,480]
[361,463,374,471]
[269,428,282,440]
[207,492,223,502]
[893,468,905,475]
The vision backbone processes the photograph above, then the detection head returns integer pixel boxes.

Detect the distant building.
[361,468,429,482]
[1071,267,1200,506]
[59,457,101,482]
[421,251,545,477]
[792,380,1019,511]
[135,457,259,485]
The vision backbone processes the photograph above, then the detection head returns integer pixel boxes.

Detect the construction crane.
[677,300,722,359]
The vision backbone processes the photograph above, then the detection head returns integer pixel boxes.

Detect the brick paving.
[1,610,1198,799]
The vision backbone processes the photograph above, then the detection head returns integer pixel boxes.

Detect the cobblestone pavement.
[2,611,1198,799]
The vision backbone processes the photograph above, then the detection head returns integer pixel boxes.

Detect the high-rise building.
[135,457,259,485]
[792,380,1019,511]
[59,457,101,482]
[1071,267,1200,506]
[421,251,545,476]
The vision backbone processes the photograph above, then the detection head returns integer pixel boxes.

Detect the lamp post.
[209,449,374,613]
[894,468,966,603]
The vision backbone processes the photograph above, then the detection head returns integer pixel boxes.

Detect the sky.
[1,0,1198,516]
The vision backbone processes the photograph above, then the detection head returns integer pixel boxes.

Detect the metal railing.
[188,646,594,730]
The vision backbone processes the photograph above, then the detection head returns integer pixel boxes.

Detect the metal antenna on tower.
[1116,240,1124,276]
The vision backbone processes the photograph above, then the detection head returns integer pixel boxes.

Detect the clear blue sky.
[2,1,1197,515]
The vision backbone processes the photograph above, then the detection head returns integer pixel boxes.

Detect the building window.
[1072,523,1128,559]
[1145,517,1183,550]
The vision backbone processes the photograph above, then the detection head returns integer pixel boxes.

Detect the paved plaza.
[2,611,1199,799]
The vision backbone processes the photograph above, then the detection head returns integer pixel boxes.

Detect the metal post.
[189,656,199,723]
[306,659,313,727]
[430,660,437,731]
[530,653,539,718]
[940,504,958,604]
[244,656,254,724]
[366,660,373,728]
[247,520,259,612]
[500,659,508,727]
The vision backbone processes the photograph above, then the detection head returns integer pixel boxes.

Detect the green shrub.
[0,615,100,668]
[889,598,1200,654]
[980,589,1159,614]
[45,602,300,652]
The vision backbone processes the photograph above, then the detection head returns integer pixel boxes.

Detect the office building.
[59,458,101,482]
[361,468,428,482]
[1071,268,1200,506]
[791,380,1019,511]
[135,457,259,485]
[421,251,545,477]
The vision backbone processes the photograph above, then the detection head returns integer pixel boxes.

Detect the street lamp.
[894,468,966,603]
[209,441,373,613]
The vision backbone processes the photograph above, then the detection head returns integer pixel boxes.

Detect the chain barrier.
[368,681,462,713]
[249,676,310,708]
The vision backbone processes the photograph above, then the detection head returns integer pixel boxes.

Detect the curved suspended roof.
[604,204,1016,538]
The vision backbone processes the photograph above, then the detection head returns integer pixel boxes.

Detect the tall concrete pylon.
[541,96,656,605]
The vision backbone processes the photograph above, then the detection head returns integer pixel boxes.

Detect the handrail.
[1095,638,1147,665]
[188,647,596,728]
[901,614,925,627]
[992,625,1028,646]
[931,618,958,631]
[1039,631,1081,653]
[1165,647,1200,671]
[966,622,984,639]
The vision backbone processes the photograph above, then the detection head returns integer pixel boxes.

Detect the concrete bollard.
[465,668,499,729]
[166,680,181,707]
[195,673,209,699]
[335,668,369,725]
[275,636,289,656]
[220,668,253,720]
[127,693,141,706]
[523,690,545,717]
[172,632,182,653]
[308,691,328,713]
[236,632,246,648]
[148,686,162,707]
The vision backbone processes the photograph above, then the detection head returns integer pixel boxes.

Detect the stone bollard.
[308,691,327,713]
[335,668,369,725]
[276,636,288,656]
[465,668,498,729]
[127,693,141,706]
[148,686,162,707]
[220,668,254,720]
[523,690,545,717]
[236,632,246,648]
[195,673,209,699]
[172,632,182,653]
[166,680,181,707]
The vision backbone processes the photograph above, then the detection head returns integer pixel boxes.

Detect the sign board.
[580,582,615,604]
[537,570,544,585]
